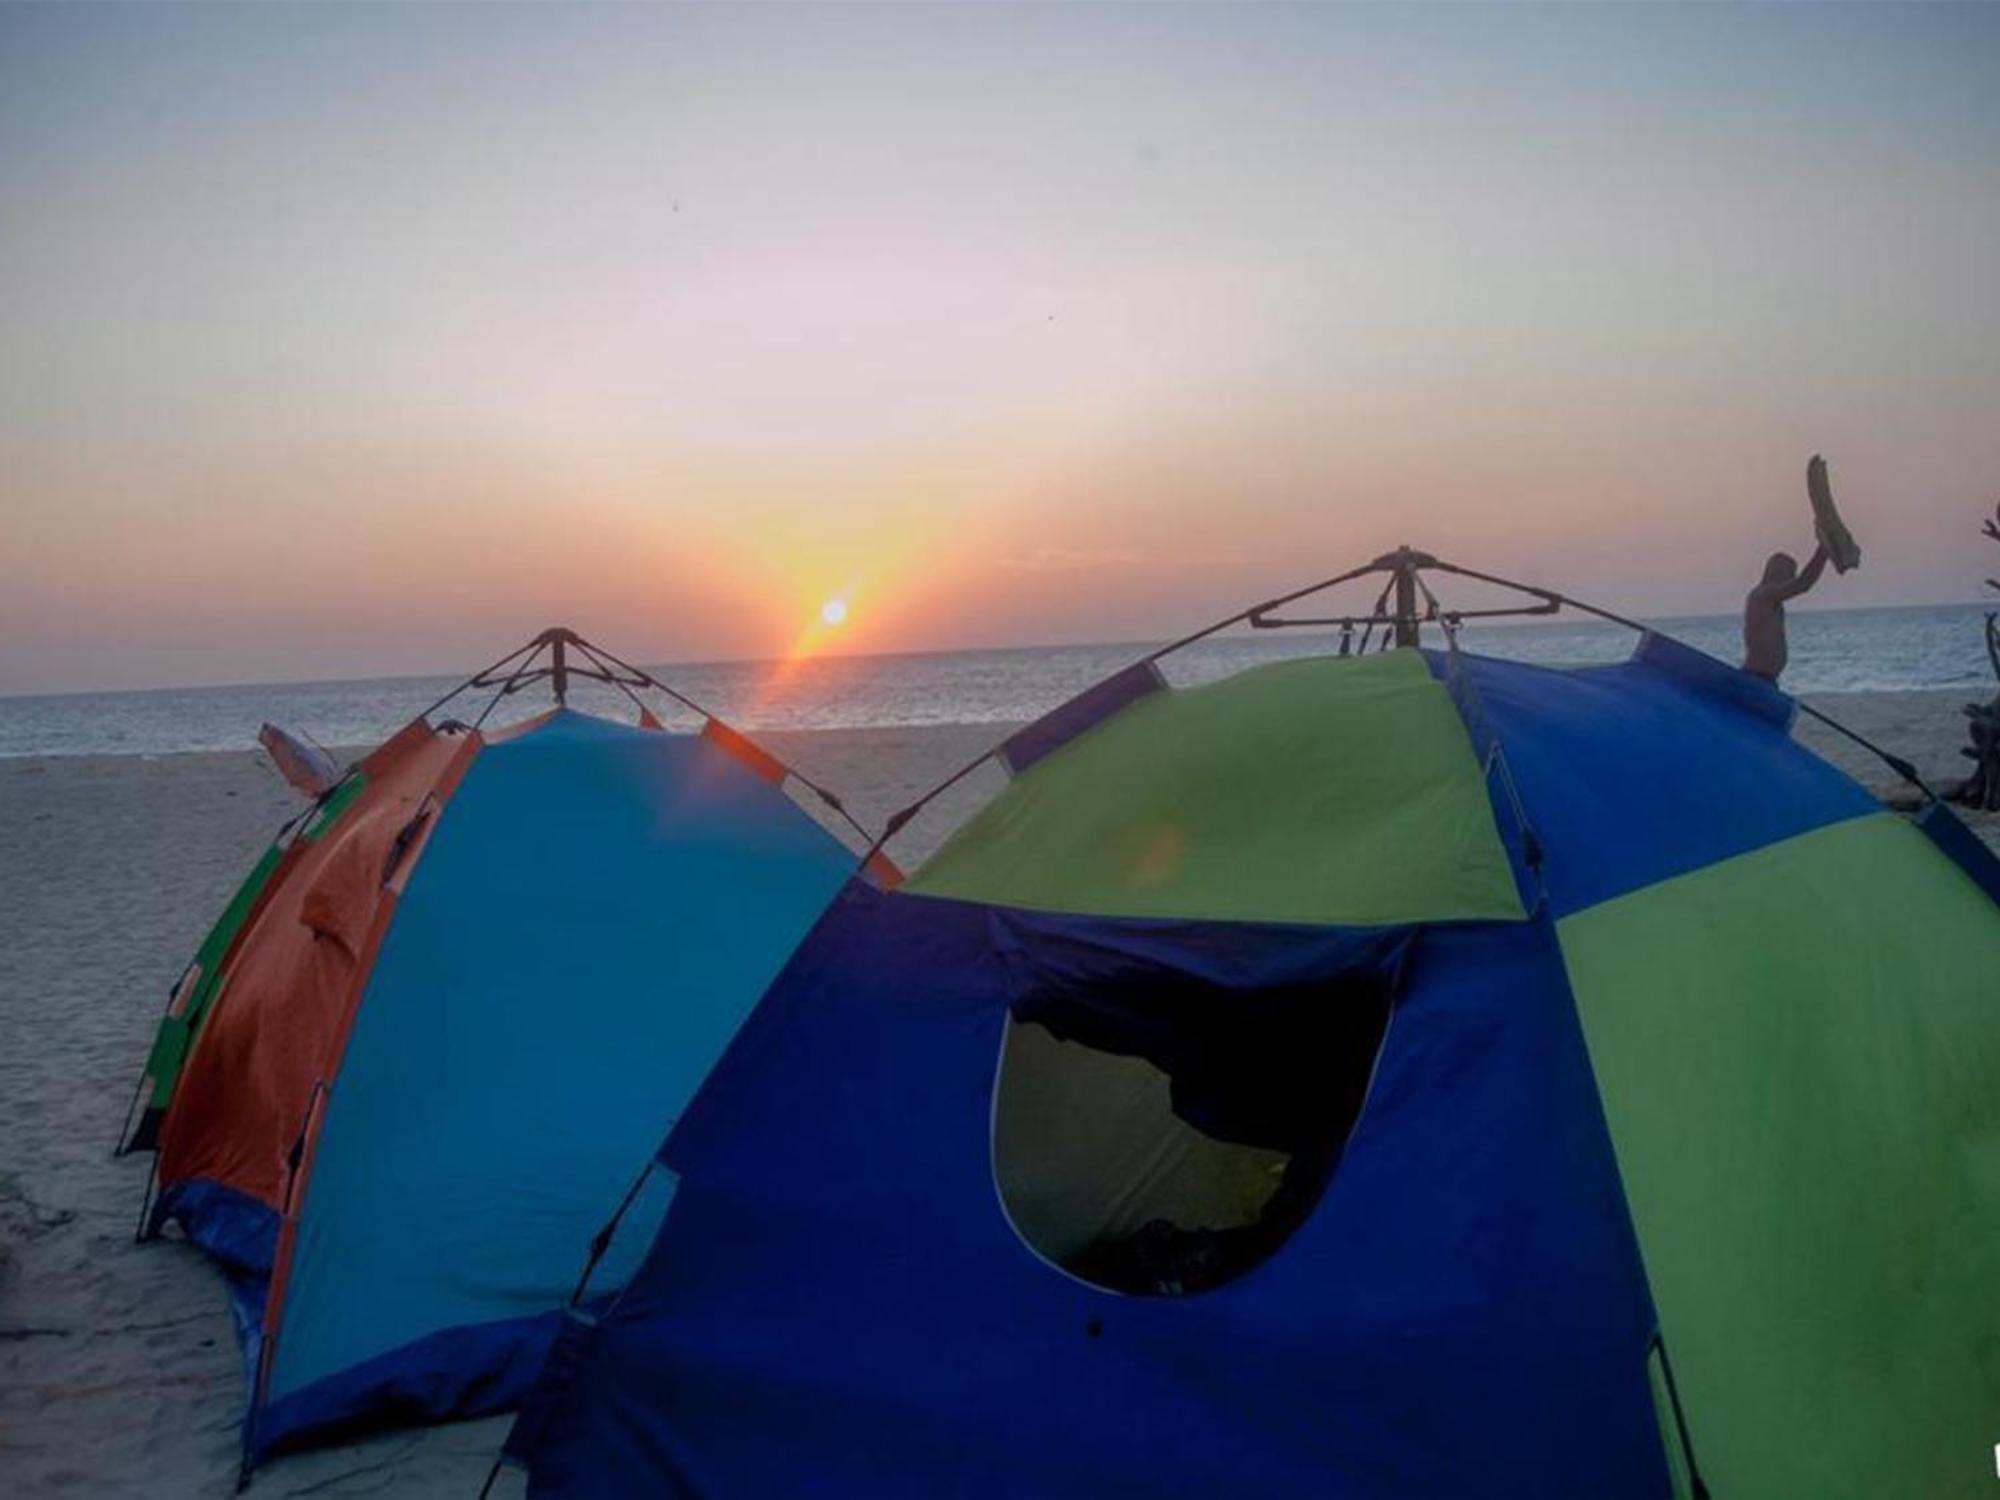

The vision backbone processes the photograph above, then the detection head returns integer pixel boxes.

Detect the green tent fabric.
[911,650,1523,926]
[1561,811,2000,1498]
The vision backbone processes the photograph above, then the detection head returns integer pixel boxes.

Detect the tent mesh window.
[993,958,1394,1296]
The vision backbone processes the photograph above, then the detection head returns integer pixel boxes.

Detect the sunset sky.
[4,3,1998,694]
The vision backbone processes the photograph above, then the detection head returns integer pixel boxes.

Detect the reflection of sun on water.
[760,592,856,703]
[740,582,871,722]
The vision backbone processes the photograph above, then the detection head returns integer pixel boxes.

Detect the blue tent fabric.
[498,639,1991,1497]
[1000,660,1165,774]
[151,1177,278,1284]
[259,1310,568,1461]
[509,883,1671,1498]
[244,710,856,1460]
[1430,648,1548,914]
[149,1178,275,1386]
[1630,630,1797,730]
[1426,647,1877,916]
[1915,800,2000,907]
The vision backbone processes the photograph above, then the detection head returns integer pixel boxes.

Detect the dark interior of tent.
[993,955,1396,1296]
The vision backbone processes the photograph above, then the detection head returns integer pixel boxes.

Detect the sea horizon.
[5,595,1994,703]
[3,599,1992,760]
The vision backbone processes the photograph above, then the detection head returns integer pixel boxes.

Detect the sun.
[819,597,849,627]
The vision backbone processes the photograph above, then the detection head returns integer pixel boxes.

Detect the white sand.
[1,697,1992,1496]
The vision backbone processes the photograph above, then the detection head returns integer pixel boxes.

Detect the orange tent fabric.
[156,722,477,1213]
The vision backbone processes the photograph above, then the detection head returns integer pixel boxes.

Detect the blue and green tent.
[501,557,2000,1499]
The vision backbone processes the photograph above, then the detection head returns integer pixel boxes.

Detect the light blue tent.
[123,630,870,1470]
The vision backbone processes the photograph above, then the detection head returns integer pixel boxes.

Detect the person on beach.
[1742,454,1858,683]
[1742,544,1829,682]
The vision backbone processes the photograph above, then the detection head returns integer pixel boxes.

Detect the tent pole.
[411,636,543,727]
[1389,545,1424,647]
[549,629,570,706]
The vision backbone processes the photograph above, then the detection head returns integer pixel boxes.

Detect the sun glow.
[766,581,871,691]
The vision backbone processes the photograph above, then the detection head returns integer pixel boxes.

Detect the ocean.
[1,603,1992,759]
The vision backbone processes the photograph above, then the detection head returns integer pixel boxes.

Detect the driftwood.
[1952,503,2000,811]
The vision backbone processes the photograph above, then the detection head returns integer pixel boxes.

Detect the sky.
[3,2,1998,694]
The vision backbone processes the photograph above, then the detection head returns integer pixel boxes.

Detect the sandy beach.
[2,694,1994,1497]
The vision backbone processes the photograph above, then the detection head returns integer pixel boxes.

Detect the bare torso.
[1742,543,1828,681]
[1742,590,1788,680]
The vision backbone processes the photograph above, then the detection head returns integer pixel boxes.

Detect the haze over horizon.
[5,3,1998,695]
[3,594,1994,706]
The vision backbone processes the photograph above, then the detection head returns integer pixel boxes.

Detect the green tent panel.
[1560,812,2000,1499]
[911,649,1524,927]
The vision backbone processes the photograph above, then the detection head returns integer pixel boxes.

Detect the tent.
[500,555,2000,1500]
[118,629,879,1473]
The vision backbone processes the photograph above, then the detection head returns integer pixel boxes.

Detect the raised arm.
[1765,544,1829,602]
